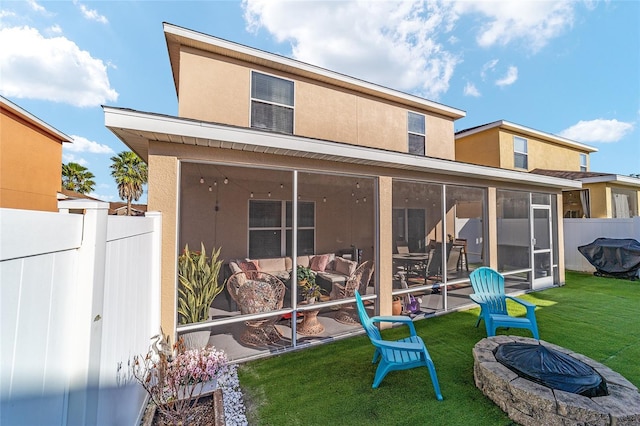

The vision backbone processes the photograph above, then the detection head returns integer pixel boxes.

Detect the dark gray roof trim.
[104,106,581,190]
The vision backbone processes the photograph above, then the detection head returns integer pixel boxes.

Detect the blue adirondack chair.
[469,267,540,339]
[354,291,443,400]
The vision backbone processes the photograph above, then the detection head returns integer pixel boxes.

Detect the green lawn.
[238,271,639,425]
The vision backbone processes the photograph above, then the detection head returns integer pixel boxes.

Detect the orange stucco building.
[1,96,71,212]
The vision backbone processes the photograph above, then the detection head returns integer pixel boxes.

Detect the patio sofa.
[228,253,358,293]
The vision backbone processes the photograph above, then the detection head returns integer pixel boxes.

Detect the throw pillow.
[335,257,357,276]
[310,254,330,272]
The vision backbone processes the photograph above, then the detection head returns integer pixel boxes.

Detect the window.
[408,112,425,155]
[513,136,528,169]
[579,153,587,172]
[248,200,314,258]
[251,71,294,134]
[611,188,637,218]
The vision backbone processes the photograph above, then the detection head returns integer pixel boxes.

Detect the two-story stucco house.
[455,119,640,219]
[105,23,580,362]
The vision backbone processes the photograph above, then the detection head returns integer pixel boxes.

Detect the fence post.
[61,200,109,426]
[146,211,163,337]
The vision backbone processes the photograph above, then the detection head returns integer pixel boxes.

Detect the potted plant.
[133,333,228,425]
[177,243,225,348]
[392,295,403,315]
[296,265,324,303]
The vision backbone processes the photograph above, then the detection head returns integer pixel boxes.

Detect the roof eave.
[456,120,598,153]
[104,106,581,191]
[1,96,72,143]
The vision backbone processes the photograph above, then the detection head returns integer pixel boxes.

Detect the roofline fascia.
[455,119,598,153]
[162,22,466,120]
[580,175,640,186]
[1,96,72,142]
[104,106,581,190]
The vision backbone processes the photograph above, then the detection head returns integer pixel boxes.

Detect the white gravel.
[217,364,249,425]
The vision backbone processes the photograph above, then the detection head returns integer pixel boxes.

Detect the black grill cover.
[495,343,607,397]
[578,238,640,279]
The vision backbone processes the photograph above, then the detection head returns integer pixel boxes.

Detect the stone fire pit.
[473,336,640,425]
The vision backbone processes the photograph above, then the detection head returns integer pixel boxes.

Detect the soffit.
[163,23,465,120]
[104,106,581,190]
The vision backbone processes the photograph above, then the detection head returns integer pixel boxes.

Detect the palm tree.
[110,151,148,216]
[61,162,96,194]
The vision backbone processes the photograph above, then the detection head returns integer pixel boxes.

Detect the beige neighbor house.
[531,170,640,219]
[104,23,580,362]
[1,96,72,212]
[455,120,639,219]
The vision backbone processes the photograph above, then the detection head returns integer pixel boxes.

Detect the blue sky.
[1,0,638,203]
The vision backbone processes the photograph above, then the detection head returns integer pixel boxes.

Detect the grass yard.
[238,271,639,425]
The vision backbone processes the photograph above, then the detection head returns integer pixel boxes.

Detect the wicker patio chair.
[227,271,286,346]
[330,260,375,325]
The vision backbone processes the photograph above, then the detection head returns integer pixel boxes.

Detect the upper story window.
[408,112,426,155]
[513,136,528,169]
[579,153,587,172]
[250,71,294,134]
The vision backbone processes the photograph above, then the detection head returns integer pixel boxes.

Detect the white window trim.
[249,70,295,134]
[513,136,528,170]
[407,111,426,155]
[579,153,587,172]
[248,199,315,257]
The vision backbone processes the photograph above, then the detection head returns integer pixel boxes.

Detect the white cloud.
[65,135,115,154]
[463,82,480,97]
[0,26,118,107]
[495,66,518,87]
[62,153,88,166]
[26,0,46,14]
[74,1,108,24]
[89,192,117,202]
[481,59,499,80]
[559,119,635,143]
[454,0,575,52]
[243,0,460,100]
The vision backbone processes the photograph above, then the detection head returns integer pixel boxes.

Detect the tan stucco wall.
[176,47,457,160]
[457,127,591,173]
[377,176,393,322]
[498,129,587,171]
[178,49,250,126]
[0,107,63,211]
[147,151,180,338]
[584,183,609,218]
[455,128,501,167]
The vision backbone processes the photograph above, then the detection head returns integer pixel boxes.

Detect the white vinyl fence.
[0,200,161,425]
[563,217,640,272]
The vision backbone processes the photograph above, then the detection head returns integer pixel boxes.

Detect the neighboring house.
[455,120,598,173]
[109,203,147,216]
[531,170,640,218]
[104,23,580,360]
[454,120,638,219]
[1,96,72,212]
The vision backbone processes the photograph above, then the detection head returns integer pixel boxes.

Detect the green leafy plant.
[296,265,324,302]
[177,243,225,325]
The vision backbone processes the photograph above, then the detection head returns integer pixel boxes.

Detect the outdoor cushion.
[335,257,357,276]
[310,254,330,272]
[257,257,287,272]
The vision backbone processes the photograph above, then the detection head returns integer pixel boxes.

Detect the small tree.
[61,162,96,194]
[110,151,148,215]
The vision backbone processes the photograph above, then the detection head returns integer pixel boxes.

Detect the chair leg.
[425,359,443,401]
